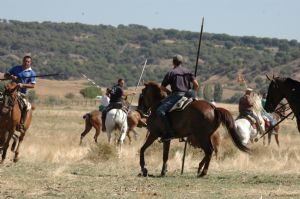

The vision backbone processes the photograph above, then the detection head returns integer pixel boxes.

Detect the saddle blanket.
[169,96,193,112]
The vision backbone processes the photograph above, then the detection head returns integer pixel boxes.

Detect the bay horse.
[0,82,33,163]
[138,82,248,177]
[265,76,300,132]
[80,110,147,145]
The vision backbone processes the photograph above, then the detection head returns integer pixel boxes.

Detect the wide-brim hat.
[246,87,253,92]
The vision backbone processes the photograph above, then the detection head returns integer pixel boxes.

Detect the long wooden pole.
[181,17,204,175]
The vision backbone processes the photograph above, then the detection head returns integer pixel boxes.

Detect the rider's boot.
[101,113,106,132]
[160,115,175,142]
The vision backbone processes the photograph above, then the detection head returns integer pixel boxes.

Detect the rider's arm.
[160,86,171,95]
[192,79,199,91]
[18,83,35,89]
[4,73,17,81]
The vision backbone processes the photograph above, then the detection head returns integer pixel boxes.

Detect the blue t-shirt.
[7,65,36,94]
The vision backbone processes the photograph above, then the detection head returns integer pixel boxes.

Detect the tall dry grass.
[11,104,300,176]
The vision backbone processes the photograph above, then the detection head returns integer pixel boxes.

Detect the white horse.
[105,109,128,144]
[235,93,265,145]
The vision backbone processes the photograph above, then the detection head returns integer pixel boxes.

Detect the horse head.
[138,82,166,111]
[265,77,286,112]
[0,82,19,115]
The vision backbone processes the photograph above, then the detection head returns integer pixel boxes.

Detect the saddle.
[106,102,128,114]
[169,96,193,112]
[237,114,259,129]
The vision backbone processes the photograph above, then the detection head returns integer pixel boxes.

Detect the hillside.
[0,19,299,99]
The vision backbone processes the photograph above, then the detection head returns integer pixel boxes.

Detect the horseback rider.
[157,54,199,142]
[261,93,276,127]
[4,55,36,133]
[101,78,135,132]
[99,88,111,112]
[238,88,263,134]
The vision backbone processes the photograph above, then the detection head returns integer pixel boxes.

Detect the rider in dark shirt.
[157,55,199,141]
[101,78,135,131]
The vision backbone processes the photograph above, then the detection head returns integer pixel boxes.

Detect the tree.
[203,84,213,101]
[213,82,223,102]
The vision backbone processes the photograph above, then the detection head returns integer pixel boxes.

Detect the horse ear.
[266,75,271,81]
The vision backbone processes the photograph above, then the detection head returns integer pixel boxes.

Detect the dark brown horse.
[80,110,147,145]
[138,82,248,177]
[265,77,300,132]
[0,82,33,163]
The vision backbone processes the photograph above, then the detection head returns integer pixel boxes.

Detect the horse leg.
[11,133,19,152]
[140,133,157,177]
[198,142,213,177]
[1,131,13,164]
[80,121,92,145]
[118,123,128,144]
[161,140,170,177]
[268,131,272,146]
[94,129,100,143]
[126,129,132,144]
[13,132,25,163]
[132,129,138,141]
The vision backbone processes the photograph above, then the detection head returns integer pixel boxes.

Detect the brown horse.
[265,77,300,132]
[0,82,33,163]
[138,82,248,177]
[80,110,147,145]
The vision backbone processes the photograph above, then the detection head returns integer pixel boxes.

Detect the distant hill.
[0,19,299,99]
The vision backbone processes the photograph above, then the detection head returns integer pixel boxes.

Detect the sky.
[0,0,299,41]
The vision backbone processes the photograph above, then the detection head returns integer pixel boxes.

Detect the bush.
[65,92,75,99]
[27,90,38,103]
[80,86,102,99]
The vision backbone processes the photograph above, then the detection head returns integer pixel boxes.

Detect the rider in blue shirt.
[4,55,36,133]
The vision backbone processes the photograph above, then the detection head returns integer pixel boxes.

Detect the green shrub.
[80,86,101,99]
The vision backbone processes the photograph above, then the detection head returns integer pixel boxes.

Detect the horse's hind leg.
[13,132,25,163]
[268,131,272,146]
[161,140,170,177]
[80,120,92,145]
[197,142,213,177]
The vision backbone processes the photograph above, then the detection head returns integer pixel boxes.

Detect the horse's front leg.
[161,140,170,177]
[1,131,13,164]
[94,129,100,143]
[140,133,157,177]
[13,132,25,163]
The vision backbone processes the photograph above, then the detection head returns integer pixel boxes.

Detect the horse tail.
[83,112,90,119]
[215,107,249,153]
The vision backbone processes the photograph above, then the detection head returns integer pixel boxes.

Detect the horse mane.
[286,77,300,89]
[252,92,263,115]
[145,81,167,99]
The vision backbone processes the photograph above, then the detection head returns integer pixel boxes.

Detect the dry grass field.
[1,103,300,199]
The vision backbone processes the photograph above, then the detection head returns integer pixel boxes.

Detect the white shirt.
[101,95,110,107]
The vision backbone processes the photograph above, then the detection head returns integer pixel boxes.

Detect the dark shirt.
[110,84,124,103]
[161,66,195,93]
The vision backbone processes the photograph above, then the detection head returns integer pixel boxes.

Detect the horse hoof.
[197,172,206,178]
[142,168,148,177]
[254,138,259,142]
[13,158,18,163]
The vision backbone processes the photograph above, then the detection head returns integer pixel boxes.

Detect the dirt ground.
[0,104,300,199]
